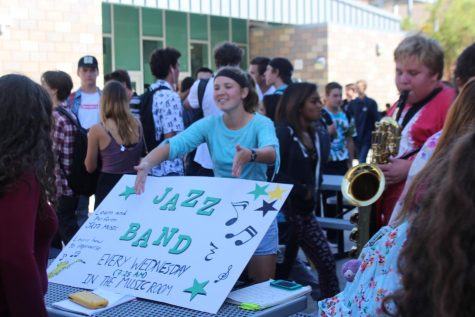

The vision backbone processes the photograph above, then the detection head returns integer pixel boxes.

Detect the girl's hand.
[232,144,251,177]
[134,160,151,194]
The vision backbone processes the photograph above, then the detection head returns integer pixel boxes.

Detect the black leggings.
[279,215,340,299]
[56,194,79,245]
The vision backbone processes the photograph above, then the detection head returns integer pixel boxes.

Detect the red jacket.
[0,171,58,317]
[377,83,455,227]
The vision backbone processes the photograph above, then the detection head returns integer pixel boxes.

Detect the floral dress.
[318,131,441,316]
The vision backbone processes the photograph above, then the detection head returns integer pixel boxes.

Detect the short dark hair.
[214,42,242,68]
[250,56,271,76]
[41,71,73,102]
[195,67,213,78]
[325,82,343,96]
[180,77,195,93]
[269,57,293,85]
[104,69,132,90]
[149,47,181,79]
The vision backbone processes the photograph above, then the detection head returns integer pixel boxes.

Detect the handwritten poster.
[48,175,292,314]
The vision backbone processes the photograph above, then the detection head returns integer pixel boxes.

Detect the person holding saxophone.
[375,33,456,228]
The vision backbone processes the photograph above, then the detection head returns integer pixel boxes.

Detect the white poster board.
[48,175,292,314]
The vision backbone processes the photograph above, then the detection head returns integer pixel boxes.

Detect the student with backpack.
[42,70,79,246]
[263,57,294,121]
[183,76,211,175]
[85,81,144,209]
[139,47,184,177]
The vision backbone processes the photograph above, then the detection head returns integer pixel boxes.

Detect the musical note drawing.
[58,252,67,262]
[225,201,249,226]
[214,265,233,283]
[205,242,219,261]
[225,225,258,246]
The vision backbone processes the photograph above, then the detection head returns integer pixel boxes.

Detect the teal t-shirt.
[165,113,279,181]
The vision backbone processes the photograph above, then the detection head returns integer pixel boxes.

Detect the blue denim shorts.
[254,218,279,256]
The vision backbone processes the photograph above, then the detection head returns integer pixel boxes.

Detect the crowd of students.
[2,33,475,316]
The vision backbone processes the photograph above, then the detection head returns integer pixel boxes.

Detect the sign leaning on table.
[48,175,292,314]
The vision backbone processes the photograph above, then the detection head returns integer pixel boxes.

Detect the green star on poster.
[247,184,269,200]
[119,186,136,200]
[183,278,209,301]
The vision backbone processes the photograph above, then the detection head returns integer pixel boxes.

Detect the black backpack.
[183,78,209,128]
[183,78,210,176]
[263,93,281,122]
[138,85,170,153]
[56,107,99,196]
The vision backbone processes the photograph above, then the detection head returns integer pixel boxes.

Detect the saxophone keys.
[349,227,359,242]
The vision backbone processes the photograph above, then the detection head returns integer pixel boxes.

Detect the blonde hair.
[394,33,444,80]
[100,80,139,145]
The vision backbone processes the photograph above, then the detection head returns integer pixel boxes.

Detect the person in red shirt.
[0,74,58,317]
[376,34,456,227]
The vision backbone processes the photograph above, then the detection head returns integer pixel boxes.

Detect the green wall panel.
[142,8,163,37]
[143,40,163,85]
[102,3,111,34]
[165,11,189,72]
[239,45,248,70]
[103,37,112,75]
[232,18,247,44]
[114,5,140,70]
[210,16,229,57]
[190,14,208,41]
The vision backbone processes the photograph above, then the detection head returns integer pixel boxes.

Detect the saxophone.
[343,91,408,258]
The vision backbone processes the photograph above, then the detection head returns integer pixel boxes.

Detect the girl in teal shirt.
[135,66,280,283]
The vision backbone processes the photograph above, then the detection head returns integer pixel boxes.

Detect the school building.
[0,0,408,106]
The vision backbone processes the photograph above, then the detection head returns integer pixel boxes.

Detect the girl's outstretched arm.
[134,143,170,194]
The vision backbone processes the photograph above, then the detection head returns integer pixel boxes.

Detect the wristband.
[250,149,257,162]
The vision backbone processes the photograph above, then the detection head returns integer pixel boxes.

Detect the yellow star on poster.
[119,186,136,200]
[268,185,287,200]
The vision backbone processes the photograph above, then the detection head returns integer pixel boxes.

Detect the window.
[142,39,163,87]
[190,42,209,77]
